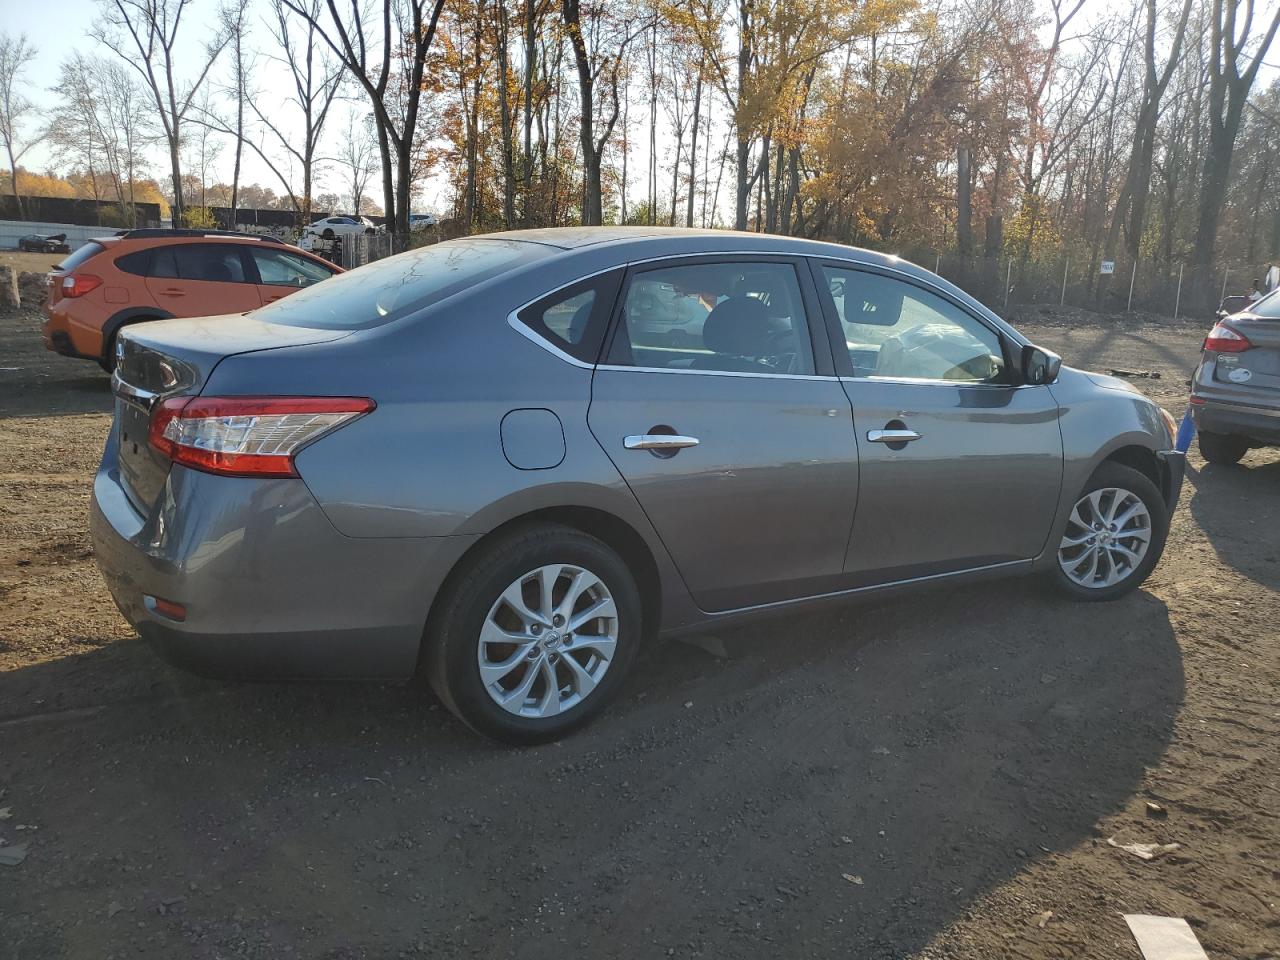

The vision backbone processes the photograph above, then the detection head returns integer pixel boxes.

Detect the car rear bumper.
[1190,397,1280,446]
[90,427,478,679]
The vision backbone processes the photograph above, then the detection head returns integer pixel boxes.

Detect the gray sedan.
[92,228,1185,743]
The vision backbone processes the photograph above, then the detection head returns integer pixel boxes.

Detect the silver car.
[92,228,1185,744]
[1191,296,1280,462]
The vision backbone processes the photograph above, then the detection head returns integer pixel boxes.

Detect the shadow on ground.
[2,577,1182,959]
[1187,453,1280,591]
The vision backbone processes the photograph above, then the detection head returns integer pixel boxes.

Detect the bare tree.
[94,0,231,227]
[338,107,378,215]
[222,0,252,228]
[1191,0,1280,303]
[281,0,447,248]
[0,33,42,217]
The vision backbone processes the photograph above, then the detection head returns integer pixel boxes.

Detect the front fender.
[1036,367,1171,568]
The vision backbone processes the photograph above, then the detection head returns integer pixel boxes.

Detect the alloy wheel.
[1057,487,1152,589]
[477,564,619,719]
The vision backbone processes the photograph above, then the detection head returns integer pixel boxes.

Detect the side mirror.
[1021,344,1062,385]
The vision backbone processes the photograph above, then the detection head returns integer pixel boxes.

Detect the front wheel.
[1049,462,1169,601]
[423,524,643,744]
[1198,431,1249,465]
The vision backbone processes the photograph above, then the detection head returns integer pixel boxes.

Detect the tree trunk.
[685,65,701,228]
[956,145,972,264]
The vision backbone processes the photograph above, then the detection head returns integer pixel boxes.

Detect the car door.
[812,261,1063,583]
[249,246,339,305]
[144,243,263,316]
[587,256,859,612]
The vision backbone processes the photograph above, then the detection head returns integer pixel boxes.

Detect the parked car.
[42,229,341,370]
[303,216,378,240]
[1190,292,1280,463]
[93,228,1184,744]
[18,232,71,254]
[409,213,438,231]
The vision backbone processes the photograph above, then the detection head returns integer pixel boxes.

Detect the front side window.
[607,261,815,375]
[252,249,334,287]
[150,244,249,284]
[822,266,1006,382]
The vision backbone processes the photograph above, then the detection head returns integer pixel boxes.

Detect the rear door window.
[606,260,816,375]
[150,244,251,284]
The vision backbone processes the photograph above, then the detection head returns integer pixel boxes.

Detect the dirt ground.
[0,251,64,274]
[1,300,1277,960]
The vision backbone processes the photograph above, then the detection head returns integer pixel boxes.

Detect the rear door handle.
[624,434,700,451]
[867,429,921,443]
[159,288,186,297]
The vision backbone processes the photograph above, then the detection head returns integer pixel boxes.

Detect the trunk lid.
[111,314,352,512]
[1212,316,1280,395]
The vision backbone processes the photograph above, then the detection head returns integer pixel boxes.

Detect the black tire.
[424,523,643,745]
[1048,461,1169,602]
[99,319,156,373]
[1198,431,1249,465]
[322,228,335,240]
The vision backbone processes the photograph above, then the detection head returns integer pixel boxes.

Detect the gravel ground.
[1,302,1277,960]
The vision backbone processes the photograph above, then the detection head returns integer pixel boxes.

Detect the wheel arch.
[102,307,175,362]
[422,505,665,658]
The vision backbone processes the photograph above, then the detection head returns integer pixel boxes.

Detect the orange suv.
[42,229,342,370]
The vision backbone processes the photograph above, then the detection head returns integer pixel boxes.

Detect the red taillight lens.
[1204,322,1252,353]
[61,273,103,298]
[148,396,375,478]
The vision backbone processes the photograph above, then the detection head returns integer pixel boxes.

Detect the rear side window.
[253,237,548,330]
[116,249,151,276]
[56,242,104,271]
[150,244,250,283]
[516,272,622,363]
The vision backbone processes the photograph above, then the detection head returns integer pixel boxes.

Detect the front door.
[144,243,263,316]
[588,257,859,612]
[813,262,1063,583]
[248,246,338,305]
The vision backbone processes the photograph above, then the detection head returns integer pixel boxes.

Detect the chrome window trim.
[598,363,832,382]
[505,247,1026,376]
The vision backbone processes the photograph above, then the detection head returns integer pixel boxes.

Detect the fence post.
[1219,267,1229,305]
[1060,257,1068,306]
[1127,260,1137,312]
[1173,263,1184,319]
[1003,259,1013,311]
[935,253,940,275]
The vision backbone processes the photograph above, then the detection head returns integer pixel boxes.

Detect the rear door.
[812,261,1063,583]
[144,243,263,316]
[248,246,339,305]
[587,256,859,612]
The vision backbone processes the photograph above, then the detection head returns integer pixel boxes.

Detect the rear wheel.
[1049,462,1168,601]
[1198,431,1249,465]
[424,524,642,745]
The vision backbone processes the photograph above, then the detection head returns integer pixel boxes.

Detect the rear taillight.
[61,273,103,298]
[1204,322,1252,353]
[148,396,375,478]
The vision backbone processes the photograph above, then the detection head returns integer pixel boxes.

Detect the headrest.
[702,296,774,356]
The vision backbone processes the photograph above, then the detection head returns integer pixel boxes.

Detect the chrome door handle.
[624,434,700,450]
[867,428,921,443]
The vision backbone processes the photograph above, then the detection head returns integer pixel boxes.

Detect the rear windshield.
[1248,291,1280,318]
[56,242,105,271]
[252,237,546,330]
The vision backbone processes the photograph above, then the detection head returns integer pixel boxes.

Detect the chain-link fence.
[305,231,397,270]
[913,251,1269,321]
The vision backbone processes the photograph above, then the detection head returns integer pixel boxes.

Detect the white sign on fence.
[1100,260,1115,275]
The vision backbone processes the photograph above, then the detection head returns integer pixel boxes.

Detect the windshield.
[252,237,548,330]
